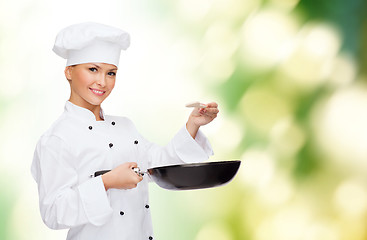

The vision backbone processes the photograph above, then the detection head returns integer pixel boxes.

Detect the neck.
[68,98,103,121]
[90,105,103,121]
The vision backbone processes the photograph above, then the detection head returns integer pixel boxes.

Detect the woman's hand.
[186,102,219,138]
[101,162,143,190]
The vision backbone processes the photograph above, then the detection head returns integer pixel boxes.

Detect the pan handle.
[93,170,110,177]
[133,167,145,177]
[93,168,144,177]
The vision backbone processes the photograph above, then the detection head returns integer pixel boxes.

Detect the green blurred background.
[1,0,367,239]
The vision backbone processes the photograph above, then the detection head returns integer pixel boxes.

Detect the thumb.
[191,108,201,117]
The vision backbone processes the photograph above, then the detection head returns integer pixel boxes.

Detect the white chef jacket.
[31,101,213,240]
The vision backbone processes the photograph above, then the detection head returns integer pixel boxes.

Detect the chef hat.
[52,22,130,67]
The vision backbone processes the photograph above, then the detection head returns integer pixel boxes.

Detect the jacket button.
[120,211,124,216]
[149,236,153,240]
[145,205,149,209]
[109,143,113,148]
[134,140,139,144]
[88,126,93,130]
[111,121,115,125]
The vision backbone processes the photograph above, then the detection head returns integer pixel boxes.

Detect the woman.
[31,22,218,240]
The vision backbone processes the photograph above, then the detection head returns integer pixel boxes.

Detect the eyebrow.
[91,63,118,71]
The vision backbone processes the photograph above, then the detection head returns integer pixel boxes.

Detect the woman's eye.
[108,72,116,76]
[89,67,98,72]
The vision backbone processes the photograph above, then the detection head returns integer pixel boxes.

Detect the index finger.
[206,102,218,108]
[128,162,138,168]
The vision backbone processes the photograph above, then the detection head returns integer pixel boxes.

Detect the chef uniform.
[31,22,214,240]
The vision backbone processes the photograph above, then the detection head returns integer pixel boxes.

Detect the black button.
[134,140,139,144]
[149,236,153,240]
[145,205,149,209]
[111,121,115,125]
[120,211,124,216]
[88,126,93,130]
[109,143,113,148]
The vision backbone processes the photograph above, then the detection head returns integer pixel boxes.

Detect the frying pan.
[94,160,241,190]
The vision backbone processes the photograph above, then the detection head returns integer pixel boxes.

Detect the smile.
[90,88,106,96]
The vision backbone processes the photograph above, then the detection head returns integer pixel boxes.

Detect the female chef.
[31,22,218,240]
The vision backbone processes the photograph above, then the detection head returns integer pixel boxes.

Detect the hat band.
[66,40,121,67]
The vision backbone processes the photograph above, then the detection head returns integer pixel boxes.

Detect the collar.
[65,101,105,122]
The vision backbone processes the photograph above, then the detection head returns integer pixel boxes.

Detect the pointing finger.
[206,102,218,108]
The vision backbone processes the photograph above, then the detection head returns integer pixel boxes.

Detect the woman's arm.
[31,135,113,229]
[131,102,219,169]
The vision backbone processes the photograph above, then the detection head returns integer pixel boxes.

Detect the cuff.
[172,126,214,164]
[194,128,214,156]
[77,176,113,226]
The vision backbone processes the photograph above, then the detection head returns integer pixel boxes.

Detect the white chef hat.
[52,22,130,67]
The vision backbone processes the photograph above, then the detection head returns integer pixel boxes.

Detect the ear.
[65,66,72,81]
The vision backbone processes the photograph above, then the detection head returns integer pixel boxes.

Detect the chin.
[91,100,104,106]
[88,95,109,106]
[85,98,104,106]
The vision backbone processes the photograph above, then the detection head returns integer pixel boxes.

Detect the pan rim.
[149,160,241,171]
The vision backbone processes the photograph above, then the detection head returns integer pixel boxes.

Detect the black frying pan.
[94,160,241,190]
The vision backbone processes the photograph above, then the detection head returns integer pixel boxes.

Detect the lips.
[90,88,106,96]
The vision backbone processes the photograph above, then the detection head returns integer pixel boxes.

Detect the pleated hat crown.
[53,22,130,67]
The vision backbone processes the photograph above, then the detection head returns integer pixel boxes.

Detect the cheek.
[74,71,93,86]
[108,79,116,90]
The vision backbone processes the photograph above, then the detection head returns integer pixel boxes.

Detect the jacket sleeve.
[136,124,214,169]
[31,135,113,230]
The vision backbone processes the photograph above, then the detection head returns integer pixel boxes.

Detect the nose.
[96,74,106,87]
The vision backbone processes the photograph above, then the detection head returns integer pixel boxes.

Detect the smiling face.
[65,63,117,111]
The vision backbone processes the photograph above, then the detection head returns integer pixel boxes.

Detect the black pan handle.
[93,170,111,177]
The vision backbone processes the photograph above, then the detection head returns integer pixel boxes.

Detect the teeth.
[91,89,104,94]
